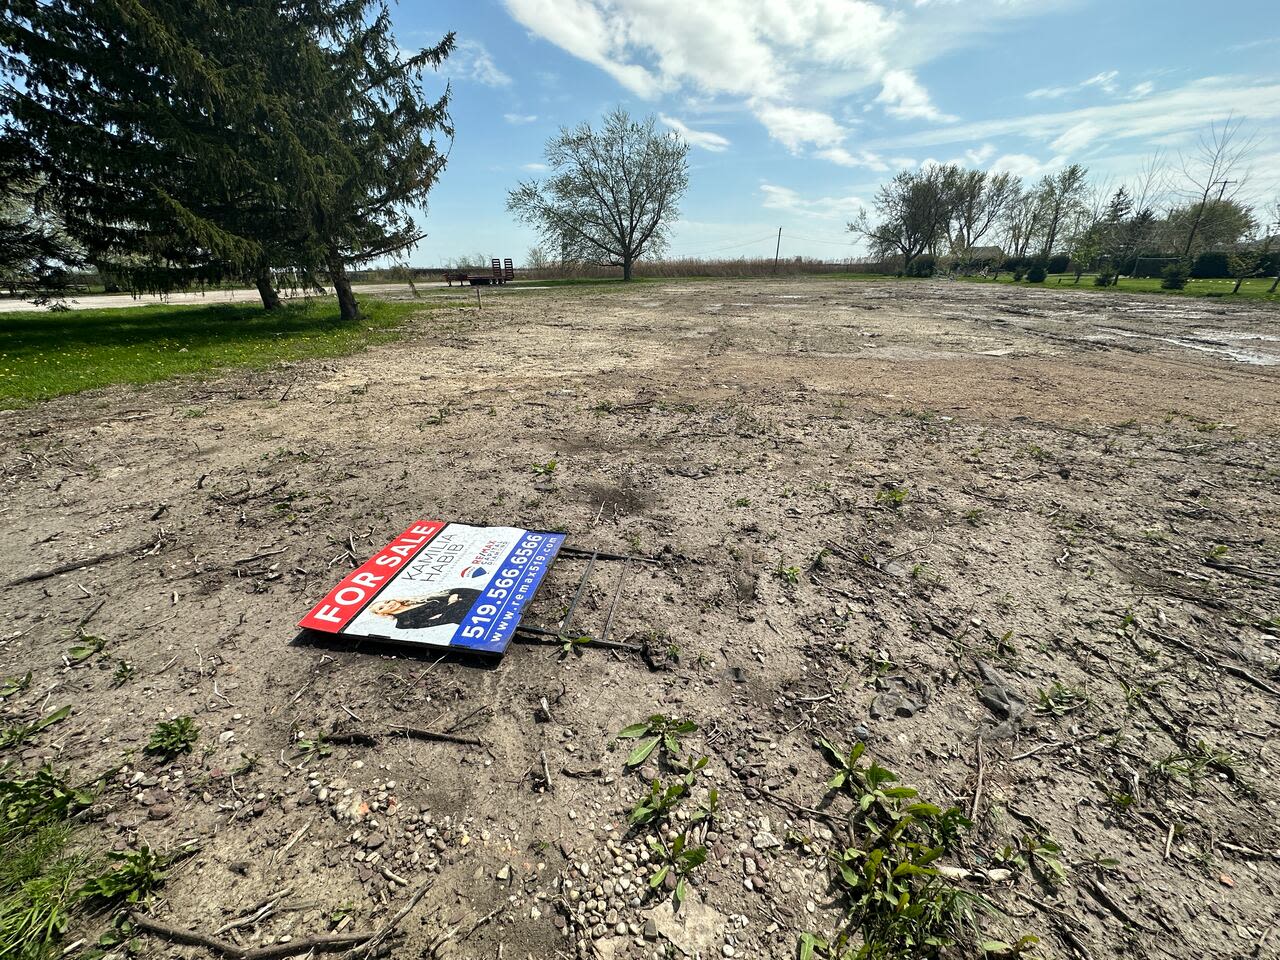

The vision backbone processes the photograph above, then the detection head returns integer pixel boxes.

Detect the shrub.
[1027,261,1047,283]
[906,255,936,278]
[1160,262,1189,289]
[1191,251,1230,279]
[1047,253,1070,274]
[1094,270,1116,287]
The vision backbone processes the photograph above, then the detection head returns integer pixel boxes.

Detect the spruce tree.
[0,1,263,293]
[2,1,454,317]
[264,2,454,319]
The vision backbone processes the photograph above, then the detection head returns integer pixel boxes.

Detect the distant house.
[964,246,1004,262]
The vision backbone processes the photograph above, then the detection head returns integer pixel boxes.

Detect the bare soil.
[3,278,1279,960]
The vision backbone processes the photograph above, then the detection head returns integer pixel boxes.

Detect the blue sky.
[394,0,1280,266]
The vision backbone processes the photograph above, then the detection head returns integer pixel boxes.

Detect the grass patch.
[959,273,1280,301]
[0,298,433,409]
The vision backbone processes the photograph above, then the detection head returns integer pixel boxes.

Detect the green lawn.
[960,273,1280,301]
[0,298,430,409]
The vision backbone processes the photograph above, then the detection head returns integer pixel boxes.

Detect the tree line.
[850,120,1280,292]
[0,0,453,319]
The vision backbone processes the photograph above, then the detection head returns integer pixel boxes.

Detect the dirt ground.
[3,277,1279,960]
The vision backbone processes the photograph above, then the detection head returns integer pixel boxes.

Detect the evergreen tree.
[0,1,263,294]
[2,1,454,317]
[272,2,454,320]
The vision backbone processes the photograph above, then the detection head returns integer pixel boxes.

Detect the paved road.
[0,281,550,312]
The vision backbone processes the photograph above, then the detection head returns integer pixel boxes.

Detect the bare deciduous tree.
[1034,164,1089,258]
[1178,116,1256,261]
[507,108,690,281]
[849,166,953,273]
[947,170,1016,265]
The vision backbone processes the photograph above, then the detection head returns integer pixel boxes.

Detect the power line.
[666,233,777,257]
[782,232,856,246]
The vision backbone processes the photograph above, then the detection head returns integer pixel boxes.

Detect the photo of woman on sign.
[370,588,483,631]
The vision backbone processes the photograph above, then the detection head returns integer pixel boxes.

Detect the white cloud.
[1126,81,1155,100]
[453,39,513,87]
[503,0,962,161]
[521,162,550,172]
[988,152,1067,178]
[659,114,730,152]
[816,146,891,171]
[1028,69,1118,100]
[751,101,848,151]
[760,182,866,220]
[504,113,539,124]
[1049,120,1102,153]
[876,69,955,122]
[868,77,1280,160]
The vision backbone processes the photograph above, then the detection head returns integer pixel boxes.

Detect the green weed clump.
[801,738,1026,960]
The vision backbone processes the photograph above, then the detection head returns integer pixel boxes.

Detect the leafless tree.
[999,180,1041,261]
[849,165,953,273]
[507,108,690,281]
[948,170,1016,265]
[1034,164,1089,258]
[1177,116,1256,261]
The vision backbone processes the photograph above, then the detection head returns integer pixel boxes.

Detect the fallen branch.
[345,881,433,958]
[131,913,375,959]
[394,726,483,747]
[6,541,152,588]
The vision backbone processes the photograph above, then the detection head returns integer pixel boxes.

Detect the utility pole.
[773,228,781,272]
[1182,179,1235,262]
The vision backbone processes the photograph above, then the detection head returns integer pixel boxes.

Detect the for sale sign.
[299,521,565,655]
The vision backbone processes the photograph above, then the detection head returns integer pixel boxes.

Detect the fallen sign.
[298,520,565,656]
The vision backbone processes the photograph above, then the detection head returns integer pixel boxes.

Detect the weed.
[627,763,705,827]
[530,460,558,476]
[0,674,31,700]
[294,735,332,760]
[616,716,698,768]
[0,707,72,751]
[1206,544,1229,560]
[875,485,908,508]
[145,717,199,760]
[1024,443,1050,461]
[110,660,135,687]
[78,846,167,904]
[0,767,94,840]
[691,786,720,825]
[648,832,707,910]
[183,406,205,418]
[1034,681,1088,717]
[66,633,106,665]
[963,509,985,526]
[996,832,1068,889]
[1150,740,1244,791]
[732,497,751,507]
[559,634,593,659]
[776,560,801,585]
[814,737,982,958]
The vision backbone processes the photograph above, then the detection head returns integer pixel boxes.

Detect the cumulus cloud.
[660,114,730,152]
[503,0,960,161]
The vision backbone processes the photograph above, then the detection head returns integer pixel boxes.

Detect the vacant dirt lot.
[3,278,1278,959]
